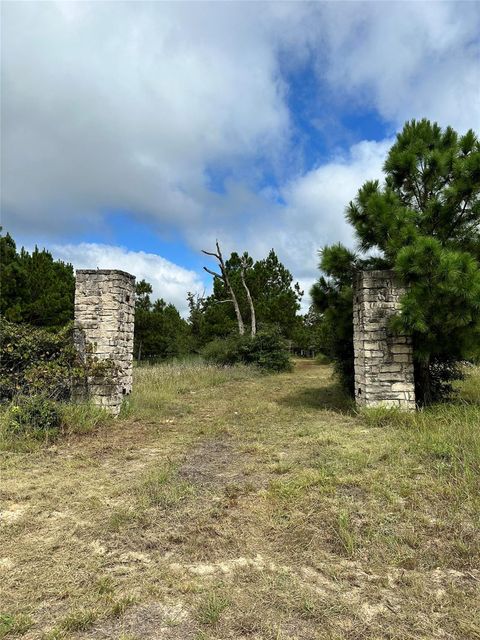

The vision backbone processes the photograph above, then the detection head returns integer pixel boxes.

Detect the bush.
[201,336,242,366]
[0,319,114,401]
[314,353,331,365]
[202,328,292,372]
[5,395,61,440]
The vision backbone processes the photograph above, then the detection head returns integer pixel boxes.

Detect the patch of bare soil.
[178,435,266,493]
[83,602,196,640]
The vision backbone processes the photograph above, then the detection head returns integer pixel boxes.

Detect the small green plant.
[314,352,331,365]
[5,395,61,441]
[137,465,193,509]
[59,608,97,632]
[333,511,357,558]
[0,613,33,638]
[197,592,230,625]
[58,402,111,435]
[95,576,115,596]
[109,595,136,618]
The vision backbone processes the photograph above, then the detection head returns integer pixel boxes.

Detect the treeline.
[0,232,74,327]
[0,230,325,363]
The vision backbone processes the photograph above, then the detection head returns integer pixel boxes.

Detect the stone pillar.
[74,269,135,414]
[353,270,415,410]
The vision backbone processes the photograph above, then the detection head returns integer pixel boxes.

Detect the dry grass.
[1,359,479,639]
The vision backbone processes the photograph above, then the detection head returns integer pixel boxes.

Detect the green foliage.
[5,395,61,440]
[312,119,480,403]
[134,282,192,361]
[201,335,243,366]
[0,612,33,638]
[290,305,330,353]
[0,230,74,327]
[240,328,292,371]
[194,249,303,345]
[0,319,76,400]
[0,318,114,401]
[202,327,292,372]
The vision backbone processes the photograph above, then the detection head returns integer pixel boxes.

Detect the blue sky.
[2,1,479,314]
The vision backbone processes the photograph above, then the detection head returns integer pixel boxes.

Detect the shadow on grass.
[278,384,354,413]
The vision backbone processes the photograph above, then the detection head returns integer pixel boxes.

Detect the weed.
[332,510,357,558]
[107,506,145,532]
[197,591,230,625]
[59,608,97,631]
[0,613,33,638]
[109,595,136,618]
[95,576,115,596]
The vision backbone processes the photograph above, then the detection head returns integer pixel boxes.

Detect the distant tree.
[134,281,191,361]
[199,247,303,345]
[202,241,246,336]
[312,119,480,403]
[291,305,330,354]
[0,230,74,328]
[135,279,153,311]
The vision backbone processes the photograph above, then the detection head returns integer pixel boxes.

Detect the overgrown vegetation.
[1,360,478,639]
[202,327,292,372]
[312,119,480,403]
[0,318,115,446]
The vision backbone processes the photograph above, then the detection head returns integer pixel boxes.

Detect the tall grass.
[127,359,256,418]
[362,366,480,498]
[0,401,112,452]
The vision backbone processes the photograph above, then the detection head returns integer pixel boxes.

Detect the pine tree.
[312,119,480,404]
[199,248,303,343]
[0,230,75,328]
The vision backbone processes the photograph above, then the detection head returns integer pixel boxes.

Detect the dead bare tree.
[202,241,245,336]
[240,255,256,337]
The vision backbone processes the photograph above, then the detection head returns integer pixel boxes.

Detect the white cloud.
[242,139,392,310]
[1,2,289,233]
[2,1,479,313]
[318,2,480,132]
[50,242,204,316]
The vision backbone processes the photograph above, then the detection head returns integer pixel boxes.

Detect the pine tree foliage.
[0,230,74,327]
[196,248,303,345]
[312,119,480,403]
[134,280,191,361]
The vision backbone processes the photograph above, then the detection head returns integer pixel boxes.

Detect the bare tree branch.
[203,266,222,279]
[202,241,245,335]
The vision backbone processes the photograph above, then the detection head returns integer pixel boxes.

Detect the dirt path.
[1,362,478,639]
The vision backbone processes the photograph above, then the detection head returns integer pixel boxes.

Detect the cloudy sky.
[2,1,479,314]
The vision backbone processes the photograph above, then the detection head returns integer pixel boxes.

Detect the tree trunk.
[414,357,432,406]
[240,262,256,337]
[202,241,245,336]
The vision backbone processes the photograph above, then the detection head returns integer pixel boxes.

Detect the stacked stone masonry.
[74,269,136,415]
[353,270,415,410]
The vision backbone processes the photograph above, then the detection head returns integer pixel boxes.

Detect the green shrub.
[201,336,242,366]
[202,328,291,372]
[240,329,292,371]
[5,395,61,440]
[59,402,112,435]
[0,318,114,401]
[314,352,331,365]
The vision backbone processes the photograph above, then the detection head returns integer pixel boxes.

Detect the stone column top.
[76,269,135,280]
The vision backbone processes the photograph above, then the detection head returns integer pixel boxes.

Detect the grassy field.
[1,360,479,639]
